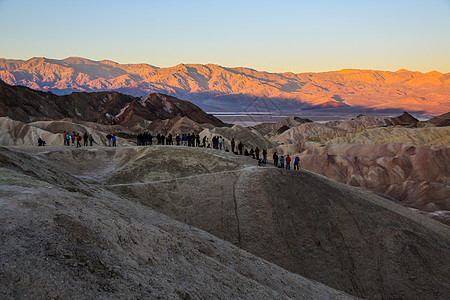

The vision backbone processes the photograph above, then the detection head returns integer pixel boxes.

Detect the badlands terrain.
[1,80,450,298]
[1,57,449,114]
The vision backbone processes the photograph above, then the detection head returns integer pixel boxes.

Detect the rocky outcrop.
[273,122,338,144]
[25,145,448,299]
[146,116,213,135]
[1,57,449,114]
[252,116,313,136]
[427,111,450,127]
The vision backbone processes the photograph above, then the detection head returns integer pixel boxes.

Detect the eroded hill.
[3,145,448,299]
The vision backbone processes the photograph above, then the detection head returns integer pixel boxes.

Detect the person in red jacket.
[76,133,82,148]
[285,154,291,170]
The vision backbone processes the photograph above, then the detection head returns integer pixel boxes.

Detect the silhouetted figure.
[83,132,88,146]
[106,133,112,147]
[37,137,46,146]
[262,149,267,164]
[238,141,243,155]
[176,134,180,146]
[231,138,235,153]
[273,152,278,167]
[89,134,94,146]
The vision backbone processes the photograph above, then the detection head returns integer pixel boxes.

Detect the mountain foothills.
[1,57,449,114]
[0,79,223,127]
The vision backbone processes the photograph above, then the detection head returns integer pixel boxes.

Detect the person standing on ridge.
[66,132,70,146]
[218,136,223,150]
[89,134,94,146]
[238,141,243,155]
[112,133,117,147]
[294,156,300,170]
[255,147,260,160]
[71,131,76,146]
[273,152,278,167]
[196,134,200,147]
[285,154,291,170]
[106,133,112,147]
[231,138,235,153]
[262,149,267,164]
[279,155,285,168]
[76,133,81,148]
[83,132,88,146]
[63,131,67,146]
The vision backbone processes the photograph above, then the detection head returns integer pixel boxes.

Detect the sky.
[0,0,449,73]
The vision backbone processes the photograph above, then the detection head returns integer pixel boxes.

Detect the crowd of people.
[135,132,300,170]
[54,130,300,169]
[61,131,108,147]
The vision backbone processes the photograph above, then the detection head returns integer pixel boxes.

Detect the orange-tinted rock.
[1,57,449,114]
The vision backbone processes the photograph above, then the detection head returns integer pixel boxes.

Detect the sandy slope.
[0,146,354,299]
[4,145,448,299]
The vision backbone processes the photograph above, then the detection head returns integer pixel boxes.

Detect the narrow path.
[104,166,261,187]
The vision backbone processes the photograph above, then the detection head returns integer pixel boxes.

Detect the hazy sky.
[0,0,449,73]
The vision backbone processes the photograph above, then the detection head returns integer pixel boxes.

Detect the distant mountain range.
[0,57,449,115]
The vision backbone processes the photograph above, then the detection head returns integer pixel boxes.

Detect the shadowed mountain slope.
[0,79,224,128]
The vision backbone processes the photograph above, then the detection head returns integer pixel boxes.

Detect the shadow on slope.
[0,146,353,299]
[96,146,450,299]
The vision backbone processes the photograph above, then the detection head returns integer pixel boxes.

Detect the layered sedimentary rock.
[271,142,450,225]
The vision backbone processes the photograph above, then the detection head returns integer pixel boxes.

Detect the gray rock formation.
[0,146,353,299]
[16,146,448,299]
